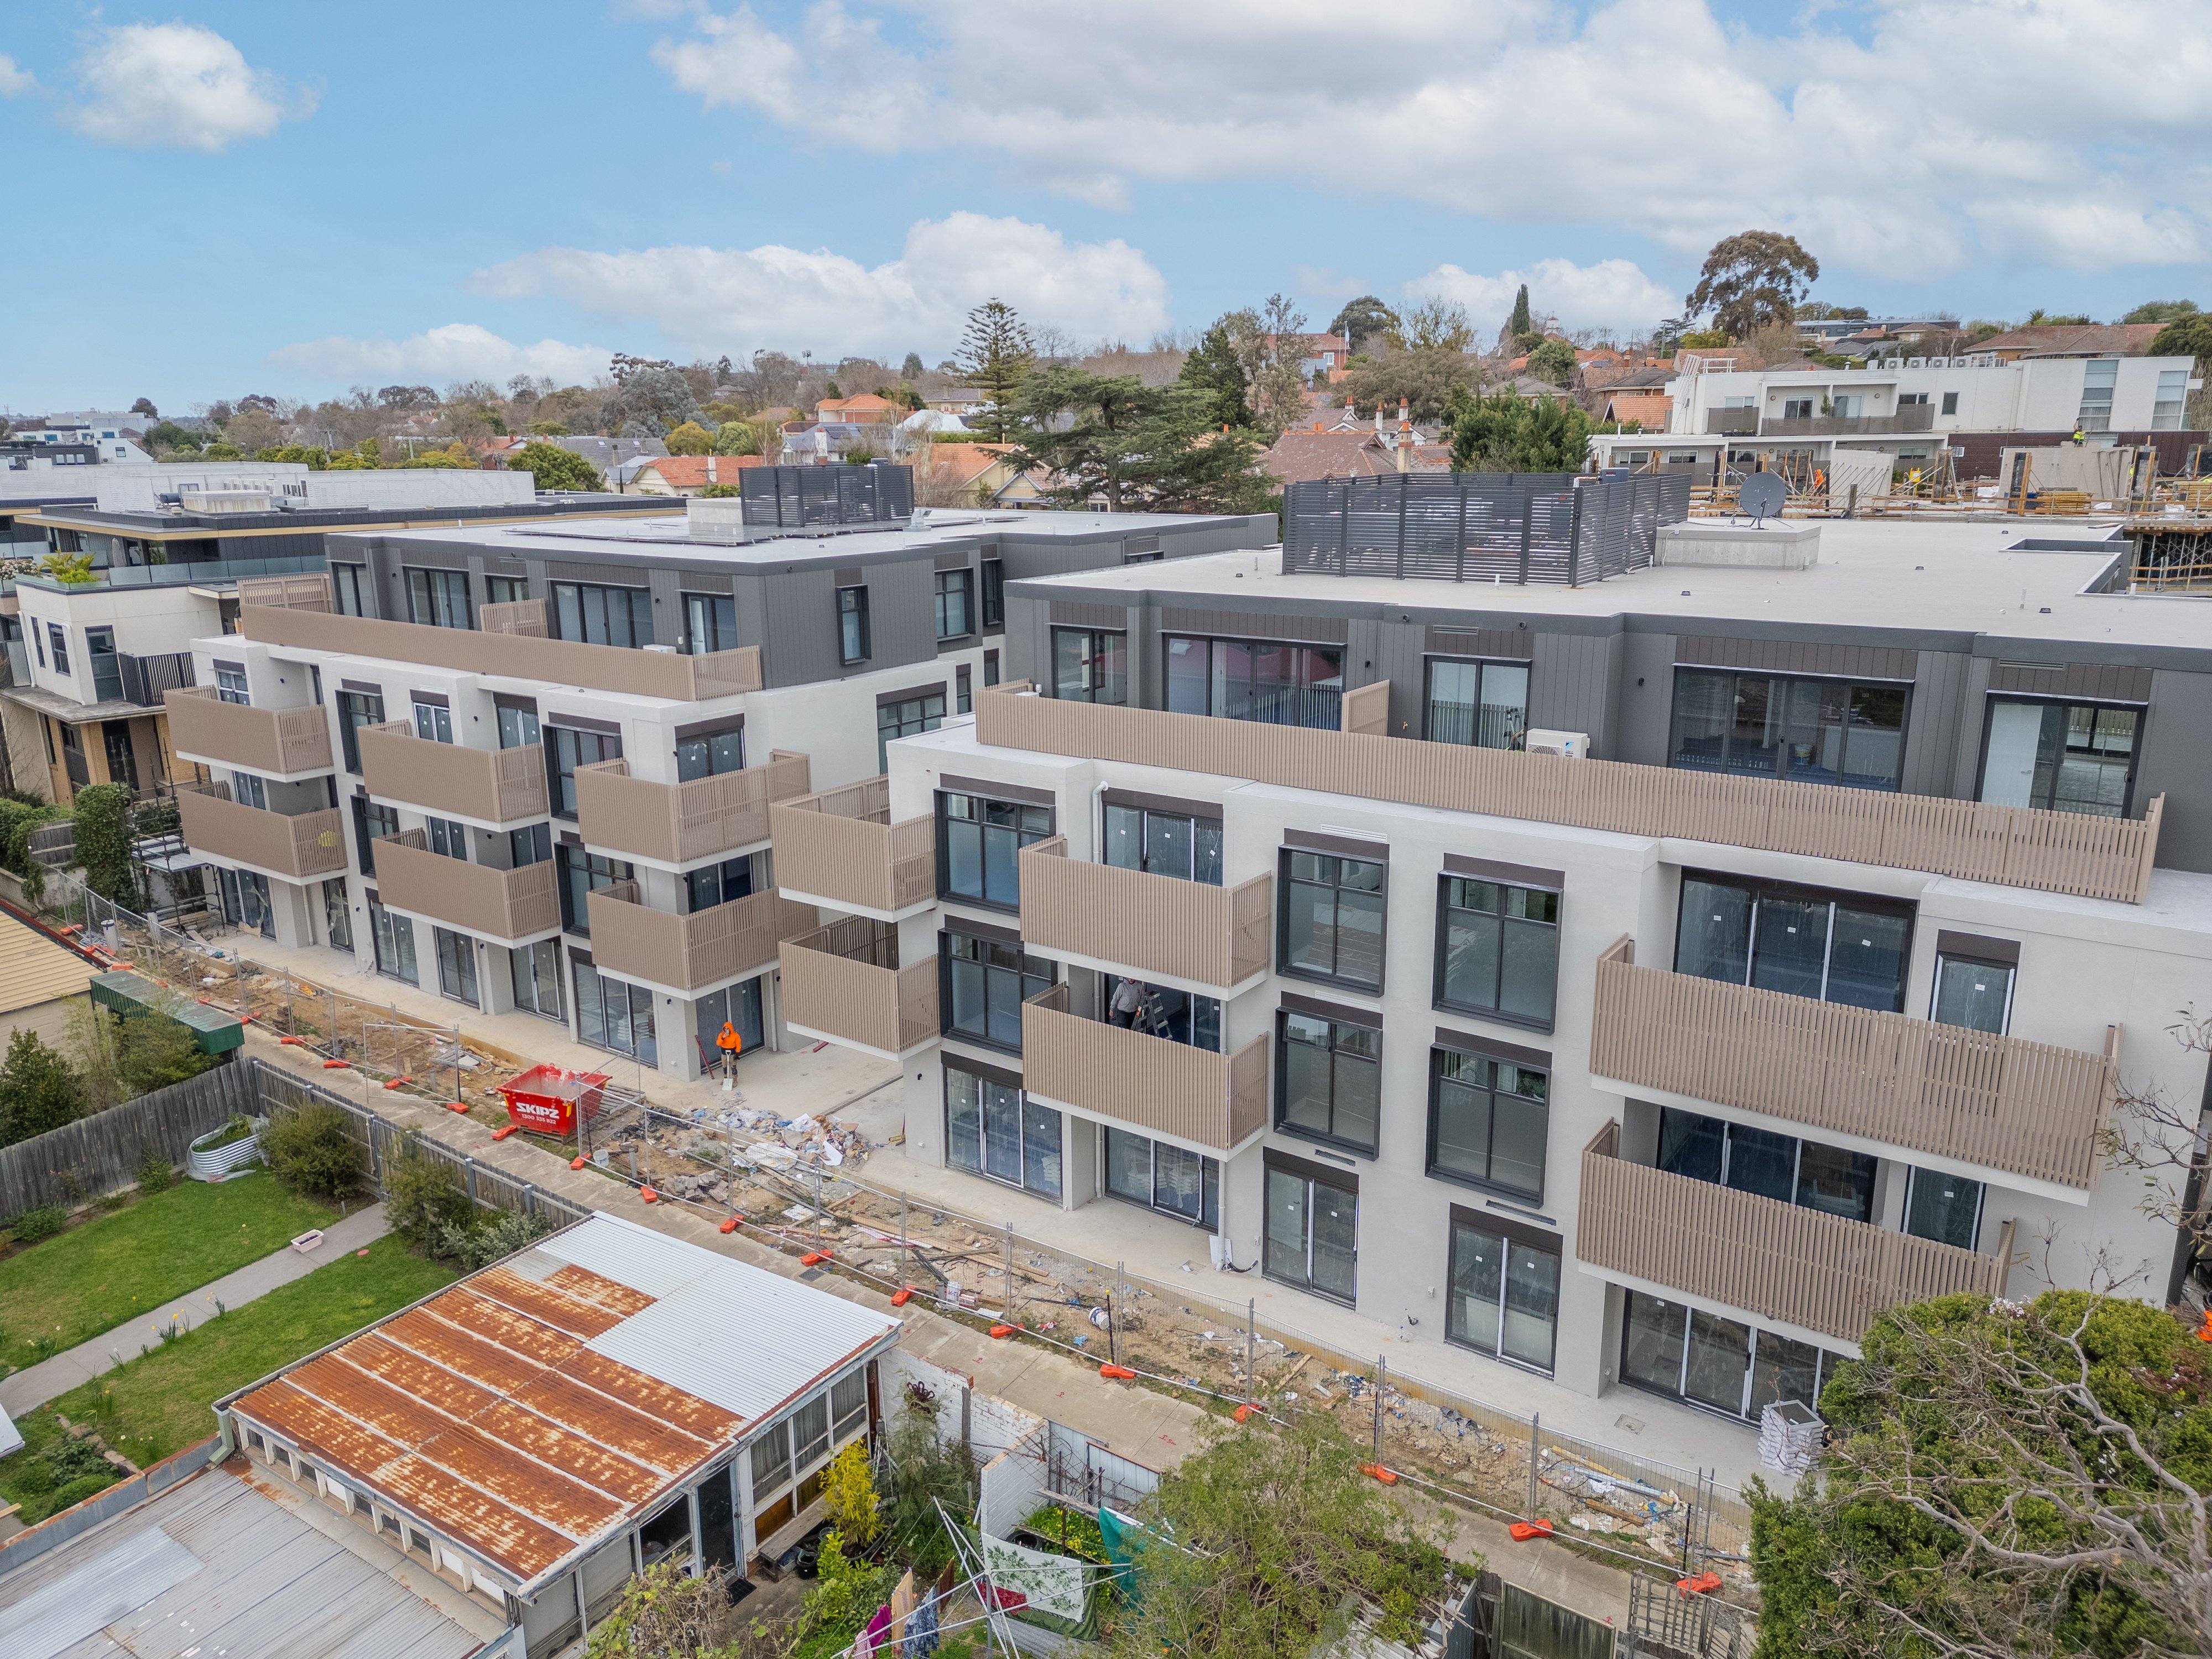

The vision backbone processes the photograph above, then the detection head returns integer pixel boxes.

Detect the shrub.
[822,1440,880,1547]
[115,1009,220,1098]
[71,783,138,906]
[431,1206,554,1270]
[0,1030,86,1147]
[7,1204,67,1244]
[48,1436,113,1484]
[49,1472,116,1512]
[262,1101,364,1199]
[135,1144,174,1196]
[13,1460,54,1496]
[384,1145,471,1246]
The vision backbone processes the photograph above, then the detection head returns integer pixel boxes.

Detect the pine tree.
[954,299,1035,443]
[1508,284,1532,340]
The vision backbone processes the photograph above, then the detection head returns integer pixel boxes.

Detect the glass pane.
[1279,1025,1332,1135]
[1450,1224,1502,1353]
[983,823,1020,905]
[1479,664,1528,750]
[1106,1128,1149,1202]
[1333,884,1385,989]
[1726,676,1782,778]
[1671,670,1733,772]
[1145,813,1192,881]
[1750,1331,1821,1415]
[1979,700,2046,808]
[2051,705,2135,817]
[1053,630,1087,700]
[1725,1125,1797,1203]
[1774,679,1847,786]
[946,818,982,899]
[984,964,1022,1047]
[946,1072,981,1173]
[1430,1062,1491,1181]
[1844,685,1908,790]
[1750,894,1829,1000]
[1282,879,1328,975]
[1021,1099,1061,1199]
[1488,1087,1547,1201]
[1683,1310,1752,1415]
[980,1081,1022,1184]
[1658,1108,1725,1182]
[1934,957,2012,1034]
[1263,1168,1306,1282]
[1905,1168,1983,1249]
[1154,1143,1207,1221]
[1331,1049,1379,1152]
[948,959,987,1040]
[1310,1180,1357,1301]
[1212,641,1252,719]
[1620,1292,1686,1392]
[1427,661,1479,745]
[1442,902,1500,1011]
[1499,915,1557,1024]
[1794,1142,1876,1222]
[1104,804,1142,870]
[1827,905,1910,1013]
[1676,878,1752,984]
[1193,820,1223,886]
[1097,632,1128,705]
[1165,638,1208,714]
[1501,1243,1558,1370]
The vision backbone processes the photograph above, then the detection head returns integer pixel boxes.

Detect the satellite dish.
[1739,473,1788,523]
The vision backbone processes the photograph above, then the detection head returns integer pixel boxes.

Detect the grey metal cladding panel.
[1373,618,1425,739]
[1048,600,1128,629]
[1986,659,2153,702]
[866,557,940,669]
[1609,630,1679,765]
[9,1527,202,1659]
[1901,650,1971,797]
[1674,634,1917,682]
[1424,626,1533,660]
[1003,592,1047,688]
[760,566,843,688]
[648,567,683,639]
[1530,631,1613,748]
[733,573,768,665]
[1159,606,1348,643]
[675,569,734,595]
[2137,669,2212,874]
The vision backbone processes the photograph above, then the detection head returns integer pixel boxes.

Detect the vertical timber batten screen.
[1283,472,1689,585]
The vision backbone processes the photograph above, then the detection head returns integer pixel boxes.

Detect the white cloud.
[268,325,612,387]
[472,212,1171,358]
[646,0,2212,277]
[0,55,35,97]
[1410,258,1681,336]
[65,22,307,152]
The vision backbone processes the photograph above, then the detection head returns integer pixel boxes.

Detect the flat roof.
[1006,519,2212,661]
[25,495,666,536]
[0,911,92,1015]
[0,1464,490,1659]
[225,1213,899,1588]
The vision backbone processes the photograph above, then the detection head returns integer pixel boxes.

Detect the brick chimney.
[1396,404,1412,473]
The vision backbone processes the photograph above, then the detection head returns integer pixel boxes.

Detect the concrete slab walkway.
[0,1199,390,1416]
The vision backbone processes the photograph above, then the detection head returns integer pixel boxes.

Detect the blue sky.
[2,1,2206,414]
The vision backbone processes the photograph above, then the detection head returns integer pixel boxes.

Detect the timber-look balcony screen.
[1020,983,1269,1156]
[239,606,763,700]
[576,751,811,865]
[372,831,560,942]
[358,722,549,825]
[778,917,937,1056]
[1578,1120,2010,1345]
[1016,836,1269,990]
[1588,937,2117,1192]
[587,883,817,993]
[164,686,333,776]
[974,682,2163,904]
[178,786,346,880]
[769,778,934,915]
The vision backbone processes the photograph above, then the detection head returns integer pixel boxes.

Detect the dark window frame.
[1165,633,1345,730]
[550,580,651,648]
[1973,693,2143,820]
[1673,868,1916,1015]
[1432,874,1559,1032]
[1425,1046,1550,1204]
[933,568,973,641]
[942,1057,1062,1201]
[1261,1150,1359,1307]
[937,929,1055,1056]
[936,789,1053,913]
[405,567,474,631]
[1444,1209,1562,1375]
[1667,665,1912,794]
[1052,627,1129,705]
[1421,656,1531,750]
[1274,1009,1381,1157]
[979,559,1005,629]
[837,585,871,665]
[1276,848,1387,993]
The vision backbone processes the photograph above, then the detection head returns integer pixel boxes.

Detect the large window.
[940,932,1052,1053]
[2077,357,2117,433]
[557,844,632,935]
[413,700,453,743]
[1620,1291,1847,1421]
[980,559,1004,629]
[1165,636,1344,730]
[675,722,744,781]
[46,624,68,675]
[1105,1127,1219,1229]
[321,878,353,953]
[369,896,418,985]
[1932,941,2015,1035]
[433,928,479,1007]
[1053,628,1127,704]
[1904,1166,1984,1250]
[352,796,399,877]
[406,568,473,630]
[86,627,122,702]
[484,575,529,607]
[545,724,622,819]
[878,691,942,771]
[1434,873,1557,1029]
[1263,1154,1357,1305]
[1106,976,1219,1050]
[1279,849,1385,992]
[552,581,650,648]
[945,1061,1061,1199]
[684,593,737,655]
[939,790,1052,910]
[695,978,761,1061]
[1658,1107,1877,1224]
[337,690,385,774]
[1978,698,2139,818]
[2154,367,2189,430]
[1669,668,1908,791]
[1675,870,1912,1013]
[1425,659,1528,749]
[1447,1217,1560,1373]
[685,854,760,912]
[512,938,563,1022]
[332,564,369,616]
[1276,1010,1380,1155]
[934,569,973,640]
[575,960,655,1061]
[214,662,250,706]
[496,700,539,750]
[1428,1047,1548,1203]
[838,585,870,664]
[1104,799,1220,886]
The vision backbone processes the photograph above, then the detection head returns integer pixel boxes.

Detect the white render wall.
[1669,356,2193,436]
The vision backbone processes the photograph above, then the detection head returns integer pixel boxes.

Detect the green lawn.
[0,1234,455,1521]
[0,1175,338,1374]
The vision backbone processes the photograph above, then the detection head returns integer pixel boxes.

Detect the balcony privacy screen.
[740,464,916,528]
[1284,471,1690,585]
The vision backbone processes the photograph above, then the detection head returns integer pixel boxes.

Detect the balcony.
[1587,938,2119,1192]
[164,686,333,778]
[576,751,812,867]
[1020,983,1269,1156]
[357,722,548,826]
[778,917,938,1059]
[1016,836,1269,993]
[177,785,346,881]
[1760,406,1936,437]
[119,652,194,709]
[586,882,817,995]
[768,778,935,920]
[239,606,763,702]
[1578,1120,2010,1345]
[372,831,560,943]
[1703,408,1759,435]
[973,684,2164,905]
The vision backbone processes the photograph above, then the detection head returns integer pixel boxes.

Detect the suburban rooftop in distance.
[1006,519,2212,661]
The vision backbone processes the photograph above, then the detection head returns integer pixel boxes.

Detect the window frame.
[1261,1151,1359,1307]
[943,1058,1061,1200]
[837,585,871,665]
[1673,868,1916,1015]
[933,568,974,641]
[1052,627,1129,705]
[1103,1125,1220,1230]
[46,623,69,676]
[550,580,650,649]
[936,789,1053,912]
[1667,665,1912,794]
[1275,847,1387,993]
[1164,633,1345,730]
[937,929,1055,1056]
[405,567,475,631]
[1618,1290,1847,1422]
[1425,1046,1550,1204]
[1444,1211,1562,1375]
[1902,1165,1986,1250]
[337,690,385,775]
[1421,656,1530,750]
[1274,1008,1381,1157]
[877,691,945,772]
[1930,949,2016,1035]
[1973,693,2142,820]
[1432,872,1559,1032]
[979,558,1005,629]
[681,591,738,655]
[432,927,480,1008]
[331,564,369,616]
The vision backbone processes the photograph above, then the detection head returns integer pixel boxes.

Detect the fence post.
[522,1182,536,1219]
[464,1156,478,1207]
[1517,488,1532,585]
[1373,1356,1385,1462]
[1528,1412,1540,1519]
[1567,486,1585,587]
[1003,1224,1015,1323]
[1245,1298,1255,1401]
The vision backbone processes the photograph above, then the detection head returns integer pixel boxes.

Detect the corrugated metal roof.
[0,910,91,1018]
[11,1524,201,1659]
[229,1212,897,1589]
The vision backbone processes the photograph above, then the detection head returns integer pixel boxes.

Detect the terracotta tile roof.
[1971,323,2165,357]
[1262,429,1449,482]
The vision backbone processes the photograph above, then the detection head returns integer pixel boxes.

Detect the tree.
[384,1140,473,1247]
[72,783,136,905]
[1338,348,1482,423]
[201,442,244,459]
[2150,316,2212,368]
[1249,293,1313,433]
[901,351,926,379]
[1107,1411,1454,1659]
[1525,338,1578,385]
[1178,321,1255,429]
[662,420,714,456]
[1686,230,1822,339]
[507,441,604,492]
[1751,1291,2212,1659]
[2126,300,2201,325]
[2025,308,2094,327]
[583,1559,739,1658]
[0,1031,85,1147]
[129,397,158,418]
[709,420,758,456]
[1328,295,1398,351]
[1447,387,1594,472]
[1507,284,1532,340]
[1011,370,1275,515]
[603,360,703,439]
[821,1439,880,1547]
[1386,296,1475,354]
[954,298,1035,442]
[263,1100,366,1199]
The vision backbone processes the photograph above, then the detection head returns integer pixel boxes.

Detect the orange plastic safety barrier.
[1098,1364,1137,1380]
[1507,1520,1553,1541]
[640,1187,659,1203]
[1675,1572,1722,1597]
[800,1250,833,1266]
[1360,1463,1398,1485]
[570,1155,587,1170]
[890,1287,914,1306]
[989,1323,1019,1339]
[491,1125,518,1141]
[322,1060,350,1070]
[719,1216,742,1234]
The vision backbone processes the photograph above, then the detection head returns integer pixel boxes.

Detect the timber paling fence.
[0,1062,258,1219]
